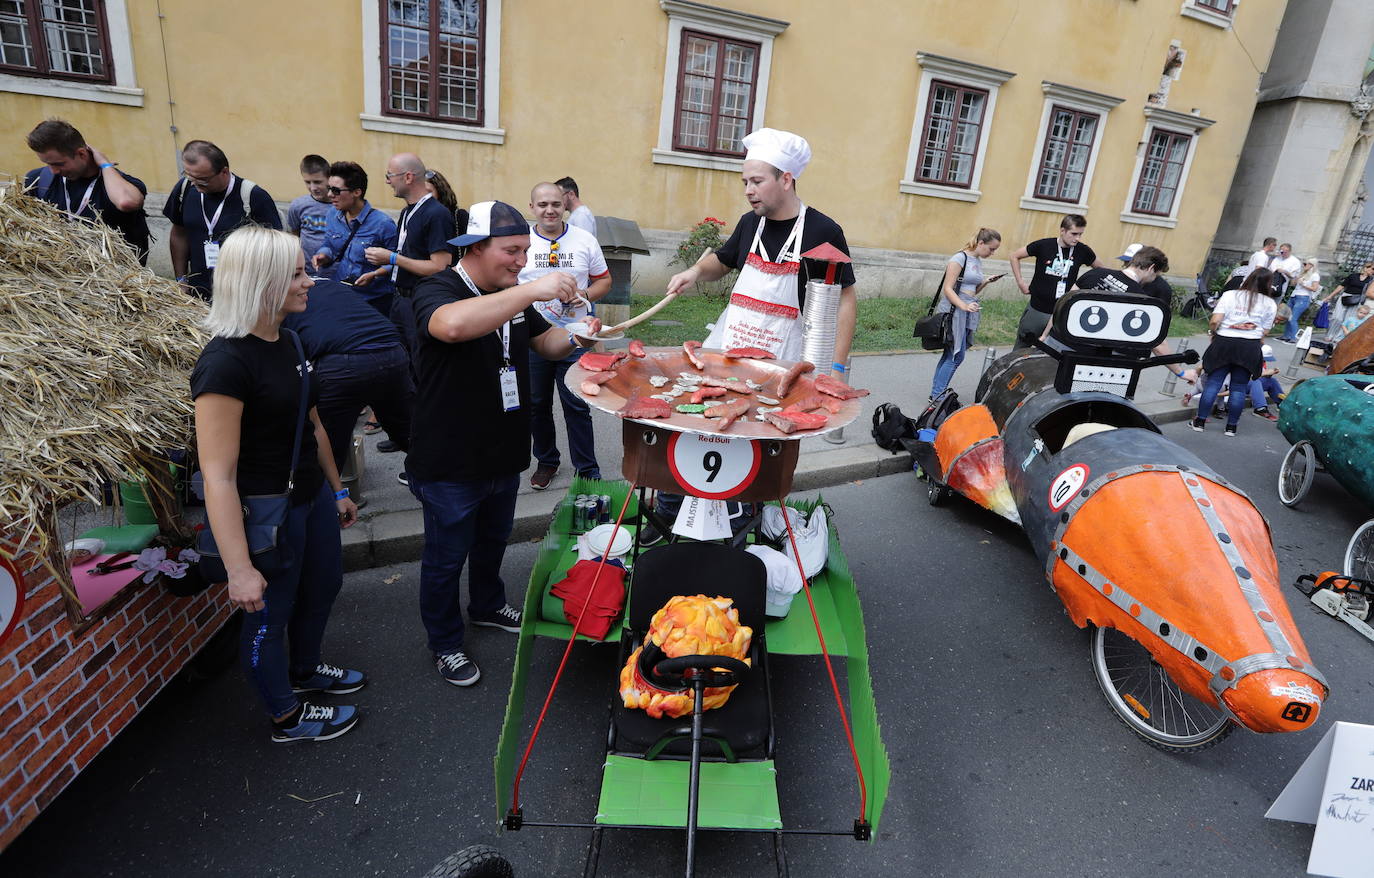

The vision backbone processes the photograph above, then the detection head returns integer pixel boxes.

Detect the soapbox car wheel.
[1277,440,1317,508]
[423,845,514,878]
[1090,626,1233,752]
[1345,519,1374,583]
[926,478,951,506]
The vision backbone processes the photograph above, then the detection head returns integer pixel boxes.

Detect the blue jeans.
[1249,375,1283,409]
[1281,295,1311,341]
[1196,365,1251,427]
[409,474,518,653]
[931,329,974,398]
[315,345,414,471]
[528,349,600,477]
[239,482,344,717]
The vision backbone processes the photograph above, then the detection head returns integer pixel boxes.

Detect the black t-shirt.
[162,176,283,291]
[1024,237,1097,313]
[713,208,857,309]
[396,197,456,291]
[283,279,402,359]
[1340,272,1370,300]
[24,167,150,265]
[190,332,323,504]
[406,269,552,481]
[1074,267,1146,298]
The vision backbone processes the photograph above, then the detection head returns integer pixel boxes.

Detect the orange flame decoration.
[619,595,753,719]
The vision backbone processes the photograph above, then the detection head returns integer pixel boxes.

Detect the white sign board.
[666,433,761,500]
[1267,721,1374,877]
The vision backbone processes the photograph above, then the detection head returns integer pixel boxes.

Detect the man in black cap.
[405,201,601,687]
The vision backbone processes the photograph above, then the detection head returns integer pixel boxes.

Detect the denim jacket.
[315,202,398,297]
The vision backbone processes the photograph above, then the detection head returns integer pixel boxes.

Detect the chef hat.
[742,128,812,179]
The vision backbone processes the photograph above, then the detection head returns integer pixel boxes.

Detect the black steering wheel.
[652,653,751,689]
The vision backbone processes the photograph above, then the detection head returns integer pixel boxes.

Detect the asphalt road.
[3,416,1371,878]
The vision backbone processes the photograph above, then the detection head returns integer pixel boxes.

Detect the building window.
[915,81,988,188]
[0,0,111,83]
[900,53,1014,203]
[1033,107,1099,203]
[1194,0,1234,14]
[381,0,484,125]
[1180,0,1235,28]
[653,0,788,173]
[672,30,759,157]
[1132,129,1191,216]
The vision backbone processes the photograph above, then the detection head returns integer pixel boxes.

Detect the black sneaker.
[1224,424,1238,437]
[377,439,401,453]
[271,702,359,743]
[291,662,367,695]
[397,472,410,487]
[638,520,666,547]
[470,603,522,633]
[435,651,480,686]
[1190,418,1206,432]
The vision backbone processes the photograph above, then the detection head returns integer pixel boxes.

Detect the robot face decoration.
[1053,292,1170,353]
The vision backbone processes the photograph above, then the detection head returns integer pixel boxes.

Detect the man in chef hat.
[666,127,857,368]
[646,129,858,546]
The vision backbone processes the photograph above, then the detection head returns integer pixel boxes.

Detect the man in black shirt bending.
[1009,214,1106,349]
[406,200,601,687]
[24,118,150,264]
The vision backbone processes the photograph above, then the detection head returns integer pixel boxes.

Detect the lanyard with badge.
[455,262,521,412]
[393,192,434,281]
[60,176,98,219]
[1048,242,1076,299]
[199,174,237,270]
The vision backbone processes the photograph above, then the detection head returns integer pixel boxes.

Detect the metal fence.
[1339,223,1374,272]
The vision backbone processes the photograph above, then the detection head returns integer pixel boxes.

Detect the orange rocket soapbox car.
[914,290,1328,751]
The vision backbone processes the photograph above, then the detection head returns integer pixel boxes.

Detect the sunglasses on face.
[327,186,357,195]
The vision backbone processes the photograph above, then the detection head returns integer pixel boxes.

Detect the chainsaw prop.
[620,595,753,719]
[918,289,1328,750]
[1294,572,1374,644]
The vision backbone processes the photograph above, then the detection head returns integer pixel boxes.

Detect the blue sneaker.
[435,650,480,686]
[271,702,359,743]
[470,603,522,633]
[292,662,367,695]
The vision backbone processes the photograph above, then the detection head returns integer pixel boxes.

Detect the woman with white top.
[1279,258,1320,343]
[1192,267,1278,436]
[929,228,1004,398]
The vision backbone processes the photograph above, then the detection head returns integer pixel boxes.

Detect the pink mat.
[70,554,147,616]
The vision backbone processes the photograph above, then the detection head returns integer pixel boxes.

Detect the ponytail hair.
[964,227,1001,251]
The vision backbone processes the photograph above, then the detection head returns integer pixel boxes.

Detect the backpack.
[170,174,259,227]
[914,388,961,434]
[871,403,918,453]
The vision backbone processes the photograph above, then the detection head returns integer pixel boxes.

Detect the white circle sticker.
[0,555,26,648]
[666,433,762,499]
[1048,464,1090,511]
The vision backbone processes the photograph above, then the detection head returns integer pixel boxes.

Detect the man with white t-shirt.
[556,176,596,236]
[1270,242,1302,298]
[522,182,612,489]
[1226,237,1277,290]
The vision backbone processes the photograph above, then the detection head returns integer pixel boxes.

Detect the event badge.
[1055,280,1068,299]
[203,241,220,269]
[499,366,520,412]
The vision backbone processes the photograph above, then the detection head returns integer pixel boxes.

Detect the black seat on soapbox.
[611,542,772,761]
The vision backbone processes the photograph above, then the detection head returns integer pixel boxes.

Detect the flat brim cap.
[450,200,528,246]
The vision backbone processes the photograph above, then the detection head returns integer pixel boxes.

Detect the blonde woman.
[930,228,1004,398]
[1279,258,1320,344]
[191,226,362,744]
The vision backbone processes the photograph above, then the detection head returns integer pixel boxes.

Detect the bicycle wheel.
[1090,626,1233,752]
[1277,440,1316,507]
[1345,519,1374,582]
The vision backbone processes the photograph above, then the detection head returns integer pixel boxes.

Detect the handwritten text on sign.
[1266,721,1374,878]
[666,433,762,500]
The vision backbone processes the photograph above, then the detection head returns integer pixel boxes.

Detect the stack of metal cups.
[801,278,842,375]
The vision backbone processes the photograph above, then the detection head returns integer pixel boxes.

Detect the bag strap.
[283,328,310,493]
[925,252,969,316]
[337,210,365,262]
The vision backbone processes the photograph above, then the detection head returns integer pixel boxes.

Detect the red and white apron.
[704,206,807,361]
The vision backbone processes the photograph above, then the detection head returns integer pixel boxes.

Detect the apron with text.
[704,206,807,361]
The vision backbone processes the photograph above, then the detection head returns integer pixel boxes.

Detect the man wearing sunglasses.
[312,161,398,317]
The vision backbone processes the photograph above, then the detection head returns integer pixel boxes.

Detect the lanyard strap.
[1058,242,1075,263]
[394,193,433,280]
[750,205,807,263]
[454,263,511,364]
[61,176,99,218]
[282,328,310,493]
[201,174,238,239]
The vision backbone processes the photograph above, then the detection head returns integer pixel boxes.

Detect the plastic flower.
[157,559,189,579]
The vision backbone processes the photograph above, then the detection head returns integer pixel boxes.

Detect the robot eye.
[1079,306,1108,334]
[1121,309,1151,337]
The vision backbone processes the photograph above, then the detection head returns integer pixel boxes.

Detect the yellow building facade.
[0,0,1283,281]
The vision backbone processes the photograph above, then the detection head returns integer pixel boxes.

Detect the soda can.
[600,495,612,524]
[573,496,587,532]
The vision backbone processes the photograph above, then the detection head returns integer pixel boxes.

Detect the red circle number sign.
[0,554,26,648]
[1048,464,1090,511]
[666,433,762,500]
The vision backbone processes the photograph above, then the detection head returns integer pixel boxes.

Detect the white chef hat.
[742,128,812,179]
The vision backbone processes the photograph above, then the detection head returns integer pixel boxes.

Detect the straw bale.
[0,184,208,562]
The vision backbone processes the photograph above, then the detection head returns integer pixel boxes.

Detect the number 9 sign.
[666,433,762,499]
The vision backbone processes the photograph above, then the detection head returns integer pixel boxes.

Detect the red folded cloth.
[550,559,628,639]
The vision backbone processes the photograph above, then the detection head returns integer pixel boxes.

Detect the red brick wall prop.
[0,543,231,850]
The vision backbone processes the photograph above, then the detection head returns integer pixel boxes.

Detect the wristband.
[832,362,847,374]
[334,488,349,500]
[567,332,585,349]
[99,162,115,170]
[389,252,397,266]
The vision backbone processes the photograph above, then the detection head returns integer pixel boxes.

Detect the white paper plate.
[566,321,625,342]
[585,523,633,559]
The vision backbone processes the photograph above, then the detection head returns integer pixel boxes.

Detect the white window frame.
[1120,106,1215,229]
[653,0,788,173]
[359,0,504,145]
[1180,0,1236,30]
[900,52,1014,203]
[1019,82,1124,215]
[0,0,141,106]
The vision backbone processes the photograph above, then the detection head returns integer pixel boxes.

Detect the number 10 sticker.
[666,433,762,499]
[1048,463,1090,511]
